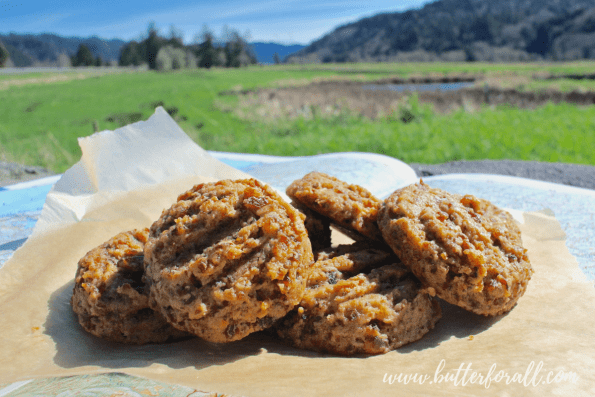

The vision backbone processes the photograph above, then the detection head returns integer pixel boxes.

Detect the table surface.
[1,151,594,396]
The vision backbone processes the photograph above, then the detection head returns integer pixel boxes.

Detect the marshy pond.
[232,75,595,120]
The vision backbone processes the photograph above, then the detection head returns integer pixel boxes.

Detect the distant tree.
[156,47,172,71]
[185,50,197,69]
[273,52,281,64]
[171,51,183,69]
[72,44,95,66]
[224,32,241,67]
[0,40,9,68]
[460,16,493,44]
[463,46,476,62]
[391,27,418,52]
[526,25,552,55]
[580,15,595,34]
[223,29,256,67]
[146,22,161,70]
[95,56,103,67]
[168,25,184,48]
[197,26,216,68]
[119,41,145,66]
[156,45,195,71]
[57,52,71,67]
[216,49,227,66]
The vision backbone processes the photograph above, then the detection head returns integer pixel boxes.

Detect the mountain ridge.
[287,0,595,63]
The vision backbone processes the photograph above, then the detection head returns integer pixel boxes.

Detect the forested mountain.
[287,0,595,63]
[0,34,125,67]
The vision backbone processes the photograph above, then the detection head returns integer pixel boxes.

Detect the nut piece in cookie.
[71,229,188,344]
[378,181,533,316]
[286,172,382,241]
[276,251,441,355]
[144,179,315,343]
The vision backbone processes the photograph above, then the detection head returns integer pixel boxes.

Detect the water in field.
[362,81,475,92]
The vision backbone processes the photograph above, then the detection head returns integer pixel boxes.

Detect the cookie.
[71,229,188,344]
[291,200,332,251]
[276,253,441,355]
[314,240,394,266]
[144,179,315,343]
[286,172,382,240]
[378,181,533,316]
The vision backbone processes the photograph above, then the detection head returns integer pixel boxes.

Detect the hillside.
[287,0,595,63]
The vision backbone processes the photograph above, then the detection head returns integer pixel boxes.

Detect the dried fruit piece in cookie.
[276,254,441,355]
[144,179,314,343]
[286,172,382,240]
[378,181,533,316]
[71,229,188,344]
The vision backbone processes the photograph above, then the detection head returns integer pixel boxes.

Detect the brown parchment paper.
[1,109,594,396]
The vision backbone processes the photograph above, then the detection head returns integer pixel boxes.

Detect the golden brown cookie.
[276,251,441,355]
[71,229,188,344]
[144,179,314,343]
[378,181,533,316]
[286,172,382,241]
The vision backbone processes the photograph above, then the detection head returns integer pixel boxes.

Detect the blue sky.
[0,0,433,44]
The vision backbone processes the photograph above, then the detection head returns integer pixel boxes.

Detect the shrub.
[156,45,187,71]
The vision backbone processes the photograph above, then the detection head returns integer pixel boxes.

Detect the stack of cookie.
[71,173,533,356]
[72,179,314,345]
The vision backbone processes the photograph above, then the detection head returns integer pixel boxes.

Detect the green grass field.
[1,62,595,173]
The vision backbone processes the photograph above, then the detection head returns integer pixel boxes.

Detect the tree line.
[118,24,257,70]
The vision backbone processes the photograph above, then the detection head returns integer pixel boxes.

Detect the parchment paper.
[1,108,594,396]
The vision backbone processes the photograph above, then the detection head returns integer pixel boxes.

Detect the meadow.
[1,62,595,173]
